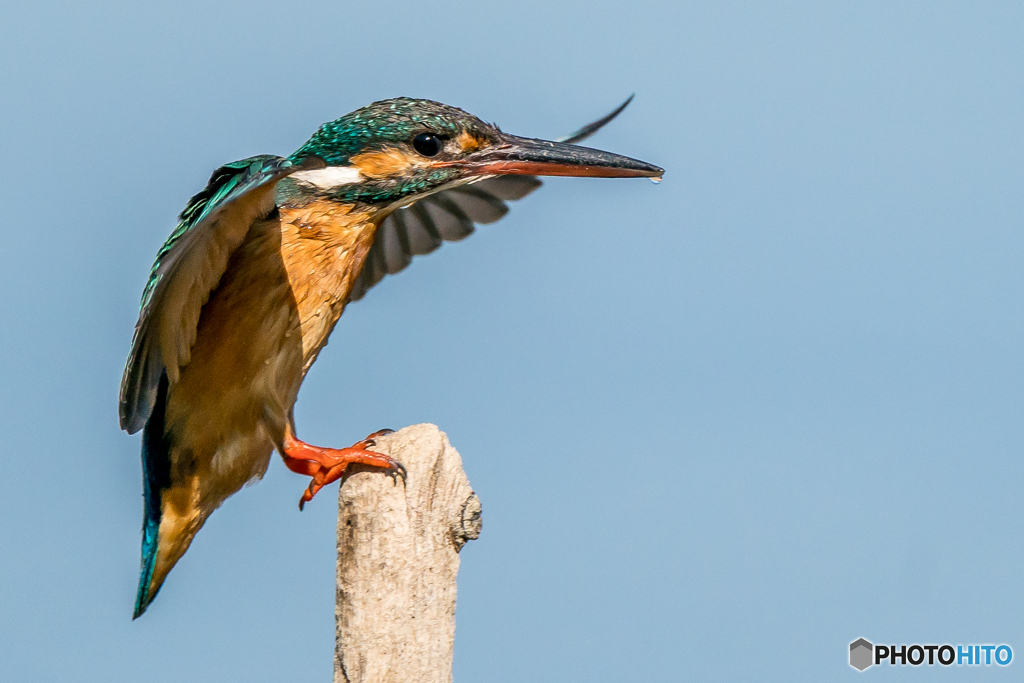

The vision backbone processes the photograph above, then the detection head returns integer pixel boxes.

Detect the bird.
[120,96,663,618]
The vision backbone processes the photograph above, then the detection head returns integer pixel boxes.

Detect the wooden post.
[334,424,482,683]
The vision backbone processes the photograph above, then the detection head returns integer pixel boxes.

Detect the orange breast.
[277,200,379,373]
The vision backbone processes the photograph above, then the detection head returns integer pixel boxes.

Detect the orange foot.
[281,429,405,510]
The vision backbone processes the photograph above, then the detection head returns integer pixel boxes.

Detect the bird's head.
[286,97,662,208]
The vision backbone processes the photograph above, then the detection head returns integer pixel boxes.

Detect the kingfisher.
[121,96,662,618]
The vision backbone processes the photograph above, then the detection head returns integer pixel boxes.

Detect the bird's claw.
[387,460,408,484]
[286,429,404,510]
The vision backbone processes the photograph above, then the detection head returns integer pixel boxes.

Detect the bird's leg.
[280,428,404,510]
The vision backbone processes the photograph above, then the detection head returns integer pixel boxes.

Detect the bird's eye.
[412,133,443,157]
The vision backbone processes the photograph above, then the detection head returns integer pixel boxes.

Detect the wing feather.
[427,194,475,241]
[348,177,541,302]
[119,154,320,433]
[444,184,510,223]
[385,208,414,273]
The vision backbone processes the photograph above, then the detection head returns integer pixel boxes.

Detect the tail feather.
[134,373,171,619]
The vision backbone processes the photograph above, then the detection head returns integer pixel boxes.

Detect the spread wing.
[348,95,635,302]
[119,154,322,433]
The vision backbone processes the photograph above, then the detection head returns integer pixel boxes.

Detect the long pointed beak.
[445,133,664,179]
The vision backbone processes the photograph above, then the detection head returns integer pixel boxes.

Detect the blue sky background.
[1,1,1022,680]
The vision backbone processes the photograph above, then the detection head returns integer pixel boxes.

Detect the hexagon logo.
[850,638,874,671]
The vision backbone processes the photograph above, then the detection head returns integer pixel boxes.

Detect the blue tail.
[134,373,171,619]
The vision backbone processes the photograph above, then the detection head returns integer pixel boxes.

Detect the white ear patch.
[292,166,363,189]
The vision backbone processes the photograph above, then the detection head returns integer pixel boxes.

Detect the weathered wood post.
[334,424,482,683]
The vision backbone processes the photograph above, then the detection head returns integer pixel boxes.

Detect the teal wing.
[119,154,323,434]
[348,96,634,302]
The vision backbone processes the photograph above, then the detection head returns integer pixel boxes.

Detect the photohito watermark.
[849,638,1012,671]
